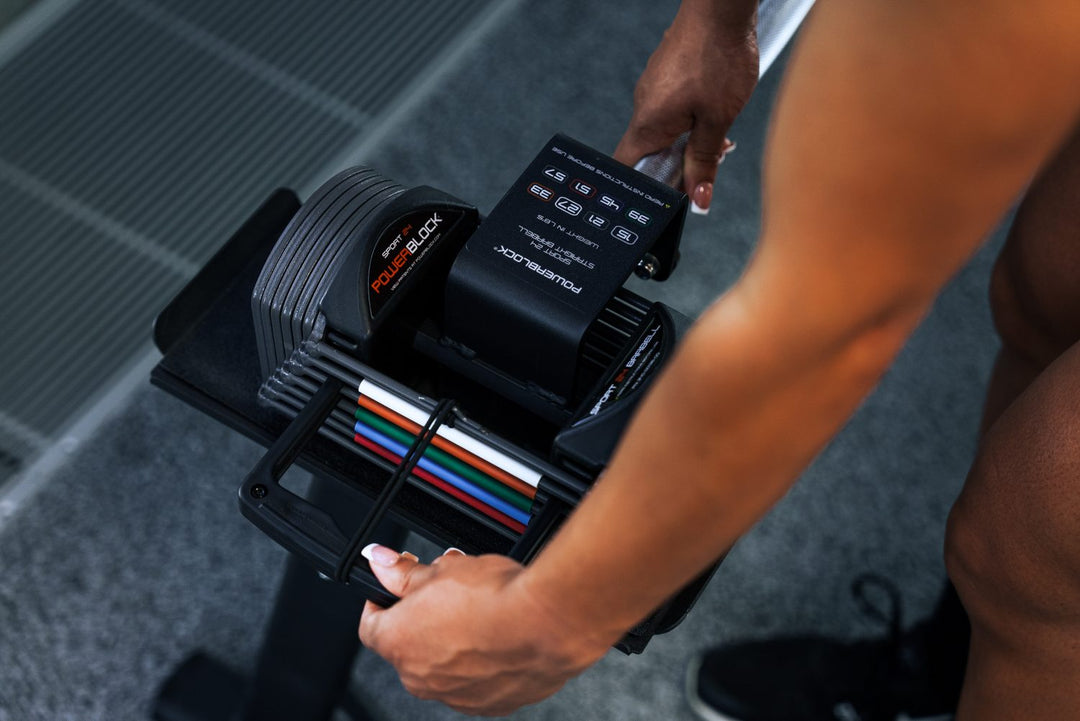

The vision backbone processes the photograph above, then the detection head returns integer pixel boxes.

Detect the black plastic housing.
[443,134,687,403]
[553,303,691,474]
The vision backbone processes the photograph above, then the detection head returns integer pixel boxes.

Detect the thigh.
[990,123,1080,366]
[961,121,1080,607]
[947,338,1080,719]
[951,339,1080,625]
[946,123,1080,721]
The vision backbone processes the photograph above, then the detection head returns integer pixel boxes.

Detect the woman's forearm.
[517,271,917,645]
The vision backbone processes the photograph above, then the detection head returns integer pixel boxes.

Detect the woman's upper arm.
[745,0,1080,344]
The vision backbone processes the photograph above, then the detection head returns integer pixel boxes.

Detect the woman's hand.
[358,545,614,716]
[614,9,758,212]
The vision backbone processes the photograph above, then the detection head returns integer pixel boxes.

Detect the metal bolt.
[635,254,659,280]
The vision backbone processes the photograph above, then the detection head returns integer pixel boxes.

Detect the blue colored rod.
[354,420,532,526]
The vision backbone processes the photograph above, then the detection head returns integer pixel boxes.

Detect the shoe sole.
[684,653,957,721]
[685,654,746,721]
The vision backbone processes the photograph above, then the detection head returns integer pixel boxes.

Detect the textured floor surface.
[0,0,501,487]
[0,1,1004,719]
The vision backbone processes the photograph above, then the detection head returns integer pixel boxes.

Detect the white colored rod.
[358,380,543,488]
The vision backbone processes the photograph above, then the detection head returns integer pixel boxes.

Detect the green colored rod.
[355,406,533,513]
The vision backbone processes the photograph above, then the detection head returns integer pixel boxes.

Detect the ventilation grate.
[0,0,501,487]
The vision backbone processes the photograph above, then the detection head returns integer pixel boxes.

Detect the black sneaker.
[686,575,962,721]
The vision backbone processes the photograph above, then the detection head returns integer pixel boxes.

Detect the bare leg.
[947,125,1080,720]
[980,125,1080,433]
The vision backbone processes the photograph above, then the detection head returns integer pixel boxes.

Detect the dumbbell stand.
[153,478,406,721]
[150,190,410,721]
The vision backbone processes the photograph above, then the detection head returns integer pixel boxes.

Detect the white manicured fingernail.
[361,543,400,566]
[690,200,709,215]
[443,547,466,556]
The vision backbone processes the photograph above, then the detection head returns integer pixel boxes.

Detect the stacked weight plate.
[252,167,405,380]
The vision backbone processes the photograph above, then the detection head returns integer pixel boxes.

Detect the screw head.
[634,254,659,280]
[250,484,268,499]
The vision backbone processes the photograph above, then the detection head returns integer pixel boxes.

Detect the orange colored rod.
[357,395,538,500]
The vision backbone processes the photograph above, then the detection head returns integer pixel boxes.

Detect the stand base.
[153,654,245,721]
[153,652,380,721]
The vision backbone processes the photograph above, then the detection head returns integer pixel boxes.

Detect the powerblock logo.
[493,245,582,294]
[368,208,461,319]
[371,213,443,295]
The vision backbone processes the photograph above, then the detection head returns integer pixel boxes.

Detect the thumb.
[361,543,431,600]
[614,111,685,168]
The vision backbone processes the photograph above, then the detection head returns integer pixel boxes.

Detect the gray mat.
[0,391,286,721]
[0,0,1004,719]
